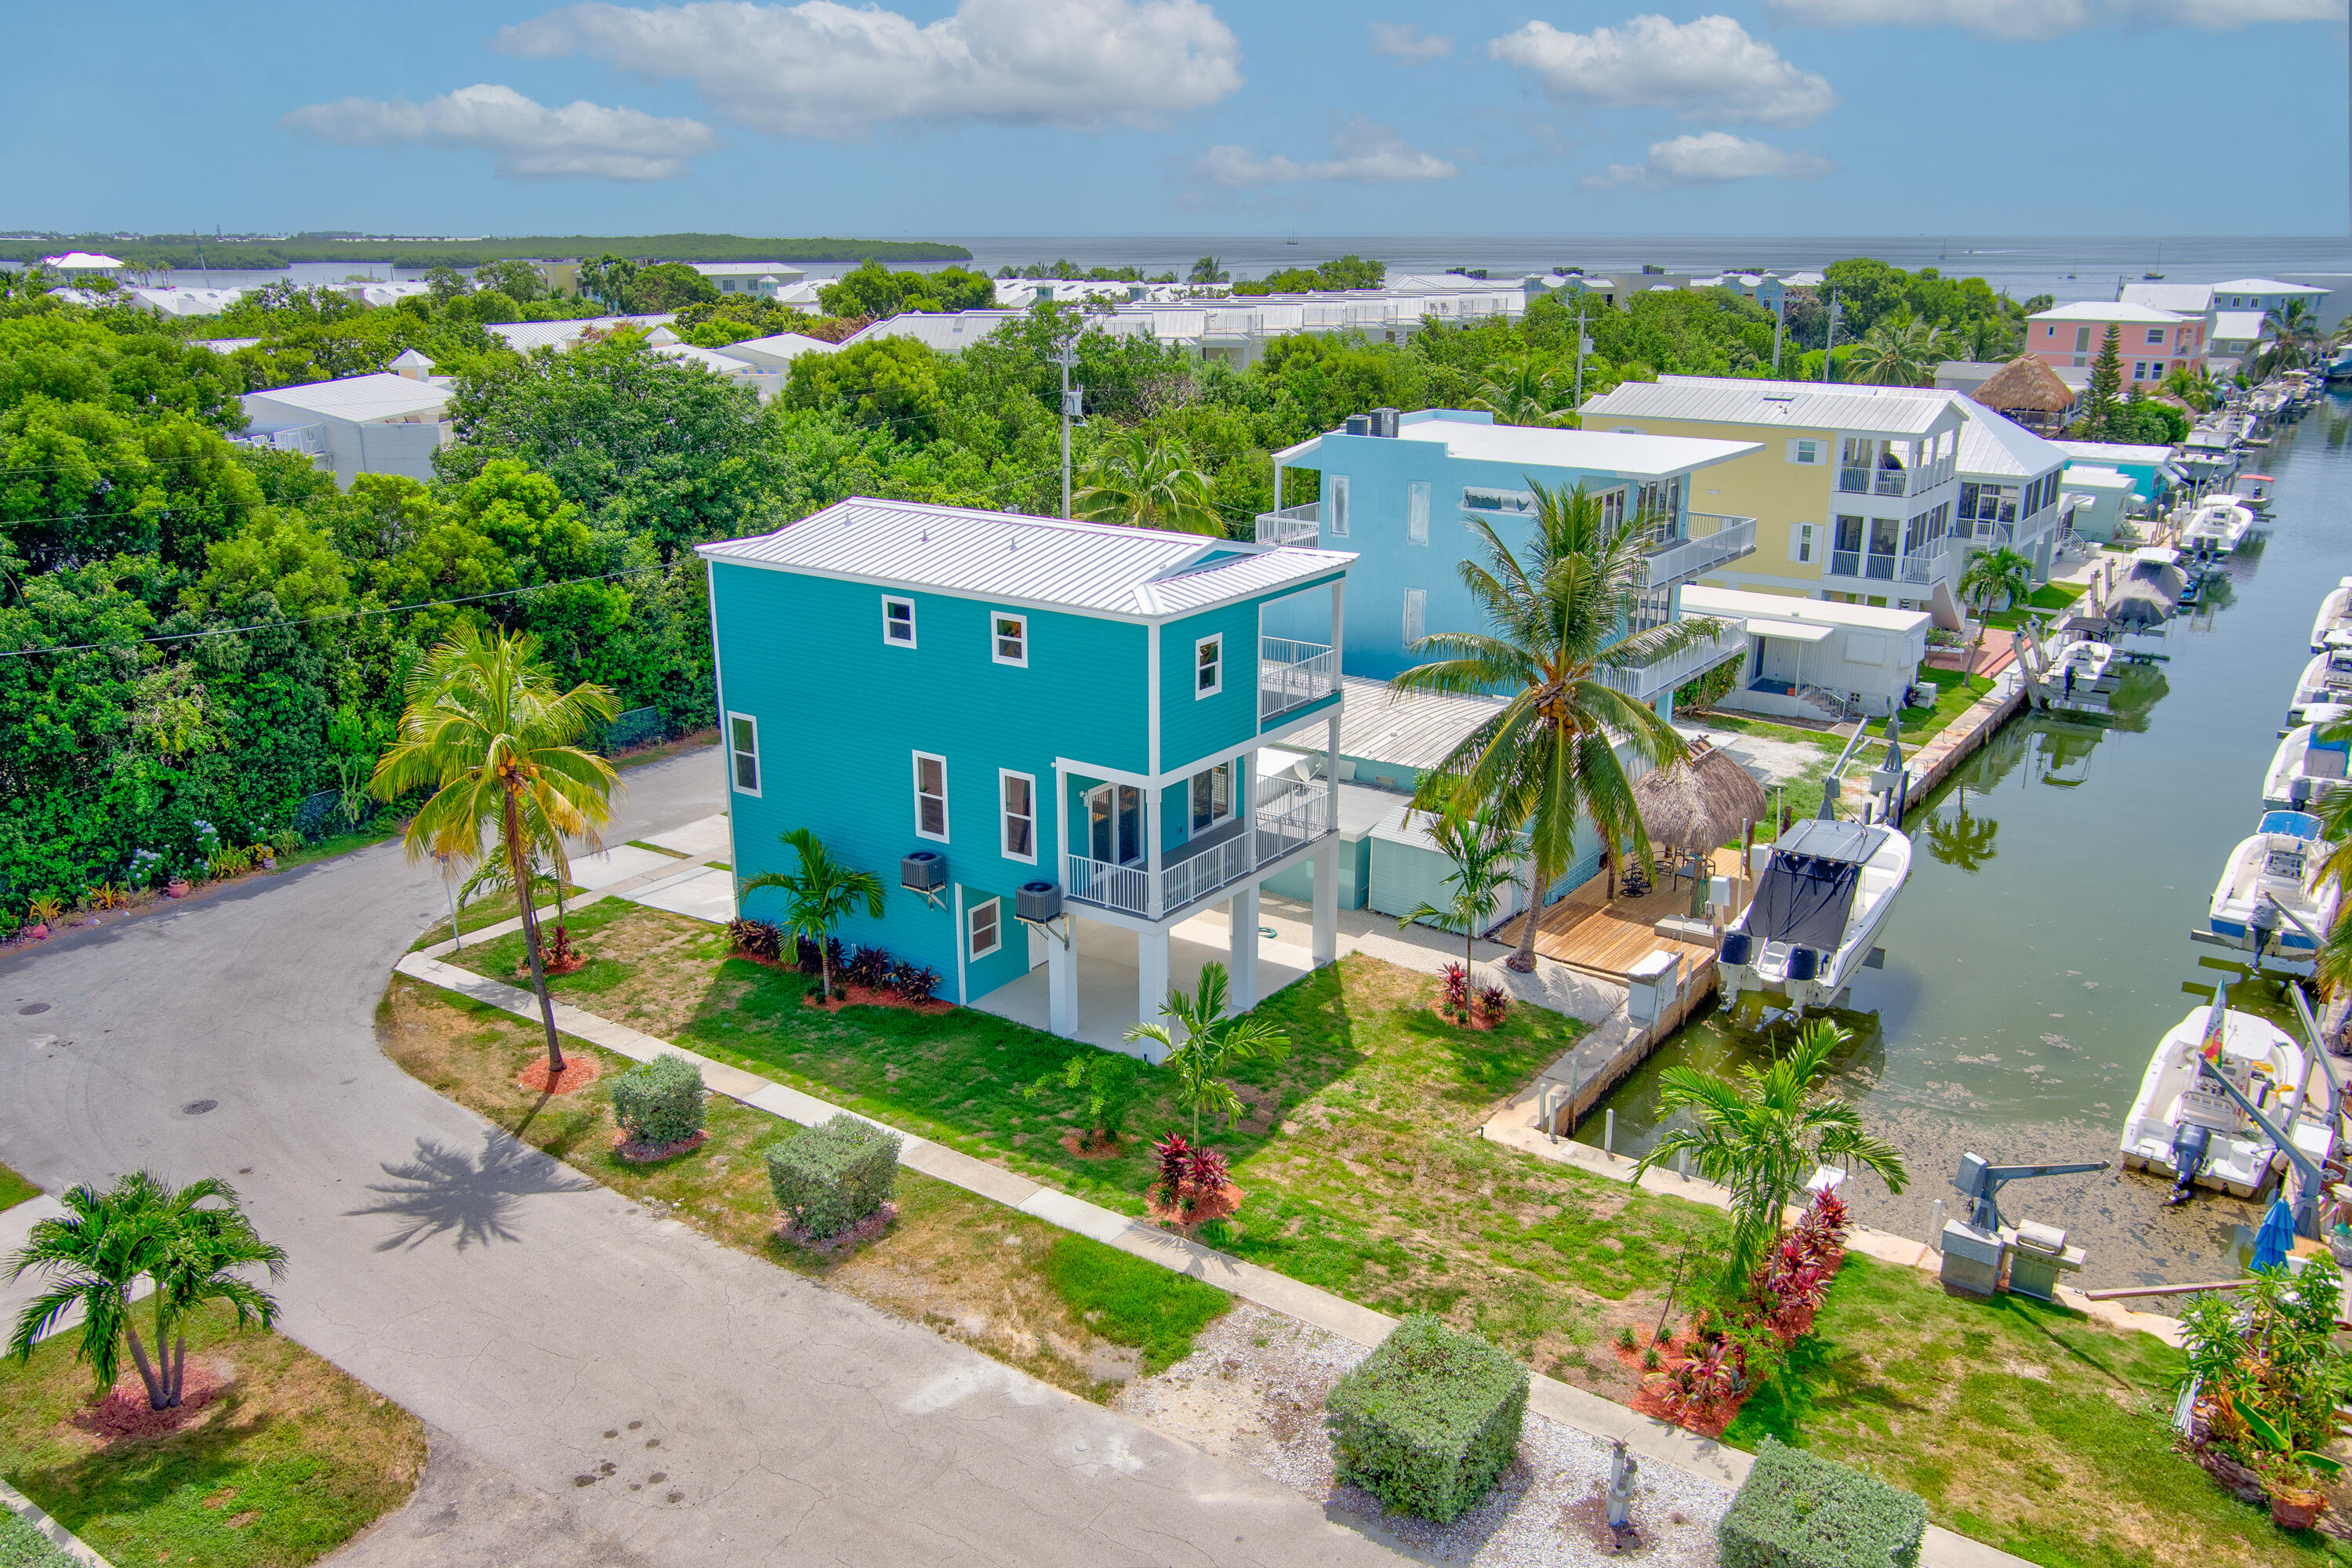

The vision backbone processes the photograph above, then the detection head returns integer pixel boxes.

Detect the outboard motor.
[1784,946,1820,983]
[2166,1122,2213,1206]
[1720,929,1755,967]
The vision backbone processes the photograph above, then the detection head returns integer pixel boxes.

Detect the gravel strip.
[1116,1303,1728,1566]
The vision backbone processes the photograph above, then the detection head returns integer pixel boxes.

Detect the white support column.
[1047,922,1078,1038]
[1324,711,1341,833]
[1136,927,1172,1057]
[1144,783,1165,919]
[1312,840,1338,967]
[1228,884,1260,1013]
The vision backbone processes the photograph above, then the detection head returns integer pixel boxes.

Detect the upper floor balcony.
[1595,618,1753,704]
[1641,511,1756,587]
[1826,535,1957,589]
[1835,459,1955,499]
[1260,636,1338,723]
[1254,502,1321,547]
[1064,775,1335,922]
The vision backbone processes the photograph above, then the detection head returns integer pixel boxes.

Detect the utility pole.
[1822,291,1842,383]
[1573,296,1589,408]
[1055,339,1083,519]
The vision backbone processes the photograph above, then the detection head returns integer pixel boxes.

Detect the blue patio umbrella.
[2250,1194,2297,1272]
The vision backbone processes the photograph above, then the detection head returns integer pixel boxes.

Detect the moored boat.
[2262,723,2351,811]
[2180,497,2256,555]
[2207,811,2338,957]
[2288,637,2352,726]
[2313,578,2352,652]
[2119,1006,2326,1197]
[1719,818,1911,1014]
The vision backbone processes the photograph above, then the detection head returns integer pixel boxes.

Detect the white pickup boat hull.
[2119,1007,2322,1196]
[1719,818,1911,1013]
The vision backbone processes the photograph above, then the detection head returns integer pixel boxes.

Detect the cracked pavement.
[0,750,1403,1566]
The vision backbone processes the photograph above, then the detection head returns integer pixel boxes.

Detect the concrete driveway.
[0,751,1400,1567]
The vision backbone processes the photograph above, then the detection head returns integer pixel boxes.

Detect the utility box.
[2002,1221,2085,1302]
[1939,1221,2005,1296]
[1626,950,1681,1026]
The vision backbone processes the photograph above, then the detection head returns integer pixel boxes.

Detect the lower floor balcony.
[1063,778,1335,923]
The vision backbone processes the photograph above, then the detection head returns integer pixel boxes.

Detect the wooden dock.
[1494,846,1744,985]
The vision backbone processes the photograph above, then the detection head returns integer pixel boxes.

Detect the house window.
[2074,327,2092,352]
[2146,328,2165,346]
[1788,522,1816,564]
[967,898,1000,960]
[1327,474,1350,537]
[1000,771,1036,862]
[913,752,948,841]
[2131,361,2145,380]
[883,596,916,647]
[1194,633,1222,698]
[727,713,760,796]
[1788,437,1822,465]
[1190,764,1232,833]
[1407,481,1429,545]
[992,612,1027,666]
[1403,586,1428,647]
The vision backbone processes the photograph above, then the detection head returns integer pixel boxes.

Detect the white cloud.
[1766,0,2336,38]
[281,84,716,180]
[1583,131,1835,190]
[1370,22,1452,61]
[1195,118,1457,187]
[1488,14,1836,128]
[498,0,1243,138]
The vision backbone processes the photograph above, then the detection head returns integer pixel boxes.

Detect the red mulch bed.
[1147,1182,1245,1229]
[779,1202,898,1256]
[801,982,952,1016]
[614,1129,709,1163]
[1058,1130,1127,1161]
[517,1052,602,1094]
[1629,1247,1843,1439]
[74,1362,225,1443]
[1427,1002,1508,1032]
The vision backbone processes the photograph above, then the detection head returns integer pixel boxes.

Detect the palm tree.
[1958,546,2034,679]
[1399,799,1522,991]
[1842,315,1947,387]
[739,827,886,1002]
[2253,299,2324,379]
[1073,429,1221,535]
[2161,363,2216,412]
[1125,961,1288,1138]
[1392,481,1715,971]
[1634,1020,1907,1285]
[1467,354,1577,426]
[8,1173,285,1411]
[372,626,620,1076]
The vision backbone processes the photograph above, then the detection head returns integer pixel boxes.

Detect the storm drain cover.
[180,1100,218,1116]
[17,1003,49,1014]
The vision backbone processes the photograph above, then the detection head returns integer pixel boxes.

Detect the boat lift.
[1940,1153,2107,1299]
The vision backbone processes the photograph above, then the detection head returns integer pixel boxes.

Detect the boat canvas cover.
[1746,821,1885,950]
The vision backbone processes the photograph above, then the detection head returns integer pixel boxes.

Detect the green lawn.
[406,880,587,951]
[0,1302,423,1568]
[1727,1256,2318,1568]
[1860,663,1995,745]
[1982,580,2089,631]
[0,1160,38,1214]
[1680,710,1846,754]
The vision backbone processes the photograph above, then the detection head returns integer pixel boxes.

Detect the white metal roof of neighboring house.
[242,372,452,423]
[488,314,677,353]
[717,331,840,367]
[2053,440,2176,464]
[651,342,764,376]
[1334,677,1505,772]
[40,251,123,269]
[2120,282,2216,314]
[193,337,260,354]
[1388,417,1759,476]
[1648,374,2057,476]
[2062,466,2136,492]
[699,498,1354,622]
[2212,310,2269,340]
[1679,583,1931,634]
[1584,376,1958,436]
[2027,301,2186,325]
[2209,278,2328,296]
[388,348,435,369]
[688,261,807,281]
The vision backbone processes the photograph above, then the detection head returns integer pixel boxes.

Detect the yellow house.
[1581,377,1971,629]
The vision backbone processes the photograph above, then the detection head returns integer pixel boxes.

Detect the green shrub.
[1041,1232,1231,1375]
[1323,1313,1527,1523]
[765,1113,900,1239]
[609,1053,707,1148]
[1719,1438,1926,1568]
[0,1504,74,1568]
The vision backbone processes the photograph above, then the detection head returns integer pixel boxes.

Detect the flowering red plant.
[1152,1132,1193,1196]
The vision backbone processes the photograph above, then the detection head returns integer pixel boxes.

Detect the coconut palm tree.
[1634,1020,1907,1286]
[1399,799,1523,991]
[1125,961,1288,1138]
[1467,354,1578,426]
[7,1172,285,1411]
[1958,546,2035,678]
[1842,315,1948,387]
[2253,299,2325,379]
[2161,363,2217,412]
[372,625,619,1076]
[1073,429,1221,535]
[1392,481,1716,971]
[739,827,886,1002]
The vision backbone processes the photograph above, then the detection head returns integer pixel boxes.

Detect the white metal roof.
[2209,278,2328,296]
[1679,584,1930,634]
[1647,374,2057,477]
[698,498,1352,622]
[1745,617,1837,644]
[2063,466,2136,491]
[2027,301,2185,325]
[2053,439,2174,464]
[652,342,764,376]
[2119,283,2215,314]
[41,251,123,270]
[489,314,677,353]
[1584,377,1958,437]
[242,372,452,423]
[2213,310,2268,339]
[688,261,807,281]
[1334,677,1504,771]
[713,332,841,368]
[388,348,434,368]
[1388,418,1758,475]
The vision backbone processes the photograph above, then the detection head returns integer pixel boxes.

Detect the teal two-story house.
[699,499,1353,1054]
[1258,408,1762,715]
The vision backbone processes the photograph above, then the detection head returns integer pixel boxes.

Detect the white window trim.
[967,897,1001,960]
[999,768,1038,865]
[726,711,761,797]
[1403,587,1428,648]
[882,595,916,648]
[1194,633,1223,699]
[1788,522,1817,564]
[1406,480,1430,545]
[913,750,949,843]
[991,610,1028,668]
[1786,437,1823,466]
[1327,474,1350,537]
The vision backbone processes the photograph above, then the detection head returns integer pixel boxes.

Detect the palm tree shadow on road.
[348,1131,596,1253]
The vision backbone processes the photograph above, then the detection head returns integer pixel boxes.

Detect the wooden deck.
[1494,847,1745,984]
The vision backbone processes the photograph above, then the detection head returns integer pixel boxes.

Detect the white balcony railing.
[1254,502,1320,546]
[1641,512,1757,587]
[1061,778,1335,920]
[1597,619,1753,702]
[1260,636,1338,720]
[1828,538,1955,587]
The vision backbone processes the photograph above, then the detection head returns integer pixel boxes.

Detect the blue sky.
[8,0,2345,237]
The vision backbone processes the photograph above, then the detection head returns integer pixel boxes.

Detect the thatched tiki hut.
[1632,740,1769,916]
[1969,355,2079,435]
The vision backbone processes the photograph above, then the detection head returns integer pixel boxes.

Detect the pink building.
[2025,301,2202,387]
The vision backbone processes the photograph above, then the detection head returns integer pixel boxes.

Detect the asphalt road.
[0,750,1401,1567]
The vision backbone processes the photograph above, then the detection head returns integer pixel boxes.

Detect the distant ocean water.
[148,234,2352,307]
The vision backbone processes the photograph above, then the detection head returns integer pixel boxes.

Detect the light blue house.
[1256,408,1761,713]
[698,499,1353,1054]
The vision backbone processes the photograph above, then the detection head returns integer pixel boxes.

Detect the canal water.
[1588,396,2352,1286]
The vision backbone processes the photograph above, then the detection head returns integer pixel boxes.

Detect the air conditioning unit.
[902,851,946,892]
[1016,881,1062,922]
